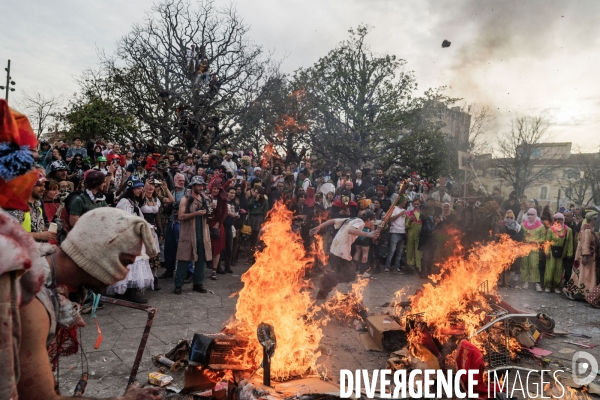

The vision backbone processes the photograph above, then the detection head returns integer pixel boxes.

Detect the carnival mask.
[342,195,350,205]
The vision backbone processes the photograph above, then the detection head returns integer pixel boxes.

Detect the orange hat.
[0,100,38,211]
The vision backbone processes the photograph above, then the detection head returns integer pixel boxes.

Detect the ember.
[224,202,323,381]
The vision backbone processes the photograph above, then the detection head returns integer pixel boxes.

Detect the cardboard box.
[360,315,403,351]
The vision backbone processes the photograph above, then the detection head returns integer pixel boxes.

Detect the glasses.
[505,217,514,220]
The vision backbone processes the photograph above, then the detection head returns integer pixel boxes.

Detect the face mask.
[342,196,350,205]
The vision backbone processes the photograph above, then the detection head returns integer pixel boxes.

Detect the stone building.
[471,142,599,208]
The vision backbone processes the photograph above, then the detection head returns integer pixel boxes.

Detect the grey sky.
[1,0,599,150]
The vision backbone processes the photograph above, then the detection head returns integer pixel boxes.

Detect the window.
[540,186,549,200]
[563,169,580,181]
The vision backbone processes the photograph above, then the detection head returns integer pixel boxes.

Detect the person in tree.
[519,208,545,292]
[544,212,573,293]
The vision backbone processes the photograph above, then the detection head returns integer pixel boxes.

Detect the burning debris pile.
[403,232,539,340]
[322,277,369,325]
[224,202,324,381]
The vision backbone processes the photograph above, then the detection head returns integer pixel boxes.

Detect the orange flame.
[310,234,329,266]
[402,233,539,341]
[224,202,323,380]
[322,277,369,324]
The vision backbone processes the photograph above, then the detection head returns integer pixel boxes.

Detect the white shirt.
[389,207,406,234]
[431,191,452,204]
[330,218,365,261]
[222,159,237,174]
[302,177,311,192]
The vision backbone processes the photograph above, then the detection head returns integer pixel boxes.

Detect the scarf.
[504,218,520,232]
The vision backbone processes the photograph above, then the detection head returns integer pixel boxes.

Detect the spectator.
[222,186,239,273]
[179,155,196,181]
[208,178,229,279]
[247,186,268,264]
[221,151,237,177]
[141,178,174,291]
[45,148,64,173]
[47,160,69,182]
[65,137,88,162]
[384,195,408,273]
[159,173,187,280]
[7,173,56,243]
[107,176,154,303]
[68,170,109,228]
[174,175,212,294]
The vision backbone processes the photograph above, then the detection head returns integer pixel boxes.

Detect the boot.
[193,284,208,293]
[153,277,161,291]
[126,288,148,304]
[216,266,226,274]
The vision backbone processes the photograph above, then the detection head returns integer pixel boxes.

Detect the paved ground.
[57,260,600,398]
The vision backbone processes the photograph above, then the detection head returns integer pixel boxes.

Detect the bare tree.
[494,116,562,197]
[557,151,600,207]
[79,0,270,151]
[19,91,63,138]
[463,104,495,155]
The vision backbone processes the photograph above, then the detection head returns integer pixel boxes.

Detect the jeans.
[175,230,206,288]
[164,222,180,274]
[385,233,406,270]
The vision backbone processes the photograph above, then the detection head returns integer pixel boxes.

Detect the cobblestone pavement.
[57,262,600,398]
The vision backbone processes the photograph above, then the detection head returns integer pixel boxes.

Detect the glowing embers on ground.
[224,202,323,381]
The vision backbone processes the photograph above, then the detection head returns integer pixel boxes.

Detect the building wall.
[472,144,597,208]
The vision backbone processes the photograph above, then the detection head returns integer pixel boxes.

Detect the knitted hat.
[61,207,158,285]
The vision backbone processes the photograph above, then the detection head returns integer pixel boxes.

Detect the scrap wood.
[564,340,597,349]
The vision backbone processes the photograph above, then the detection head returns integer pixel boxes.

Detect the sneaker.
[544,288,550,293]
[535,283,542,292]
[173,287,183,295]
[211,271,217,280]
[394,268,403,274]
[158,271,174,279]
[522,282,529,290]
[384,268,390,273]
[193,284,208,293]
[554,288,561,294]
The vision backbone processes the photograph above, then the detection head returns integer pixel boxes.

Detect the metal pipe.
[100,296,157,387]
[263,346,270,387]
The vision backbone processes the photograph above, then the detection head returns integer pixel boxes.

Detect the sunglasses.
[527,213,535,216]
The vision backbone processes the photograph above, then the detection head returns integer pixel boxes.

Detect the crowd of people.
[2,99,600,400]
[16,136,600,308]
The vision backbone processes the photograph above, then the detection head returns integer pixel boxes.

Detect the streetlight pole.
[0,60,16,102]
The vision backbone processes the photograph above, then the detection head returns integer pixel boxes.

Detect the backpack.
[64,191,91,231]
